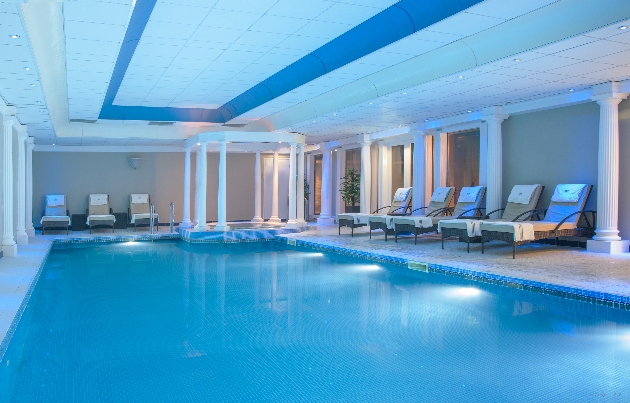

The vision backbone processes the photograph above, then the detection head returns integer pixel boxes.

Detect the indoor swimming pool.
[1,240,629,402]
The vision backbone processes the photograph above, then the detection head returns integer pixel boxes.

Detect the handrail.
[150,204,155,234]
[552,210,596,232]
[170,202,175,233]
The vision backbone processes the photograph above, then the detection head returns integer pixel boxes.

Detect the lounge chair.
[440,184,544,252]
[128,194,158,232]
[367,188,414,241]
[338,187,412,236]
[40,194,71,235]
[480,184,595,258]
[394,186,486,243]
[392,187,455,243]
[86,194,115,233]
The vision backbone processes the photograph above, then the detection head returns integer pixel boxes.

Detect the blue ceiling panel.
[99,0,482,123]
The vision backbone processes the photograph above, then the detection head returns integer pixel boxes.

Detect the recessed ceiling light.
[24,67,30,71]
[569,88,574,92]
[312,120,315,123]
[403,92,406,95]
[467,110,472,113]
[514,59,521,62]
[333,114,336,116]
[369,102,372,104]
[620,25,628,30]
[30,84,35,87]
[197,142,200,145]
[10,35,19,39]
[36,101,41,103]
[424,119,429,122]
[458,76,463,79]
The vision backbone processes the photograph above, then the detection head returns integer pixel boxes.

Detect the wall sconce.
[128,157,143,169]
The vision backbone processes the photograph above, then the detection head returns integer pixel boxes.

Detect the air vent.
[69,119,97,123]
[148,121,175,126]
[222,123,247,128]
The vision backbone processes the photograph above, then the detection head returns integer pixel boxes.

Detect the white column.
[2,116,17,256]
[15,126,27,245]
[195,142,207,230]
[180,148,192,228]
[297,144,306,226]
[335,149,345,218]
[484,107,508,218]
[306,153,314,220]
[252,150,263,223]
[403,143,412,188]
[286,143,298,228]
[317,147,334,225]
[360,138,372,214]
[215,140,230,231]
[269,150,281,223]
[25,137,35,237]
[377,144,390,210]
[588,87,629,253]
[412,131,427,214]
[193,149,200,225]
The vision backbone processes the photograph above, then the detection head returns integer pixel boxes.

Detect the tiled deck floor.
[281,225,630,298]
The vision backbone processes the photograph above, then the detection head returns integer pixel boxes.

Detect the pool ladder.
[149,203,175,234]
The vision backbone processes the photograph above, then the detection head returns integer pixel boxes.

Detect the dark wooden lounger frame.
[480,209,597,258]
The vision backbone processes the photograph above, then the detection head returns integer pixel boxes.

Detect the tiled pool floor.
[280,225,630,297]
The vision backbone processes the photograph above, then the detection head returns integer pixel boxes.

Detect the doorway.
[447,129,480,201]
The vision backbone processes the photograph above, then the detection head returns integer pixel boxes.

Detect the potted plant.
[340,168,361,213]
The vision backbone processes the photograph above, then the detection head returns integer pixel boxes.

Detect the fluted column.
[378,144,390,210]
[286,143,298,228]
[26,137,35,237]
[195,142,207,230]
[587,86,629,253]
[317,147,334,225]
[215,140,230,231]
[2,116,17,256]
[484,108,508,218]
[269,150,281,223]
[252,150,263,223]
[193,149,200,225]
[180,148,192,228]
[412,131,427,213]
[15,126,27,245]
[297,144,306,226]
[403,143,412,188]
[360,138,372,214]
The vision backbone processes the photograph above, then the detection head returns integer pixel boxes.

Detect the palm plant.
[340,168,360,207]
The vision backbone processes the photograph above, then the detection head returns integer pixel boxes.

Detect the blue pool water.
[1,240,630,402]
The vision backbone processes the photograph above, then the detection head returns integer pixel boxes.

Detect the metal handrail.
[170,202,175,233]
[150,204,155,234]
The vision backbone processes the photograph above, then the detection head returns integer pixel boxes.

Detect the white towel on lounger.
[406,216,433,228]
[131,194,148,204]
[438,219,481,237]
[46,195,65,207]
[90,194,108,205]
[507,185,539,204]
[352,214,371,225]
[482,221,534,241]
[430,187,451,202]
[551,184,585,203]
[393,187,411,202]
[458,186,483,203]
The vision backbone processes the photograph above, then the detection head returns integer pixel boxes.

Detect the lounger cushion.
[41,216,70,224]
[501,184,543,221]
[46,206,66,216]
[131,213,159,224]
[544,185,588,224]
[89,204,110,215]
[393,216,433,228]
[130,203,150,215]
[87,215,116,225]
[368,215,396,229]
[481,220,576,233]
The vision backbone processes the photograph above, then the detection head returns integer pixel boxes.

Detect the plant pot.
[345,206,360,213]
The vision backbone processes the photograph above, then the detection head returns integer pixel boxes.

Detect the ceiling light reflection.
[447,287,482,298]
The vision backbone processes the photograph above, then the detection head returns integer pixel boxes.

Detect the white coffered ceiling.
[1,0,630,146]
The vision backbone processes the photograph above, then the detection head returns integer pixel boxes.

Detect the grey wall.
[33,151,255,226]
[502,102,600,229]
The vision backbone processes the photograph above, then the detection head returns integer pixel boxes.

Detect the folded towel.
[90,194,108,205]
[368,215,398,229]
[507,185,539,205]
[438,219,481,237]
[405,216,433,228]
[352,214,371,225]
[481,221,535,241]
[131,213,159,224]
[551,184,585,203]
[40,216,71,224]
[87,214,116,224]
[393,187,412,202]
[46,195,65,207]
[430,187,451,202]
[458,186,483,203]
[131,194,148,204]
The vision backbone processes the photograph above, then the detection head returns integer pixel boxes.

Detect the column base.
[16,233,28,245]
[214,225,231,232]
[268,217,282,224]
[26,228,35,237]
[251,217,264,223]
[179,220,193,228]
[317,216,335,226]
[285,220,300,229]
[2,243,17,257]
[587,239,629,254]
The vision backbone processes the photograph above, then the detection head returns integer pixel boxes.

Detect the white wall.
[33,151,255,226]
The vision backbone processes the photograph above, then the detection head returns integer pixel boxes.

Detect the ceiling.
[1,0,630,146]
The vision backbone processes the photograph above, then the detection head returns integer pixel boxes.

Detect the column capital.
[16,124,28,140]
[26,136,35,145]
[297,143,304,149]
[219,140,227,146]
[593,94,627,105]
[3,116,17,129]
[482,106,508,123]
[591,81,629,103]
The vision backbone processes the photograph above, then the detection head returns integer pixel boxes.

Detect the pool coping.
[3,232,630,362]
